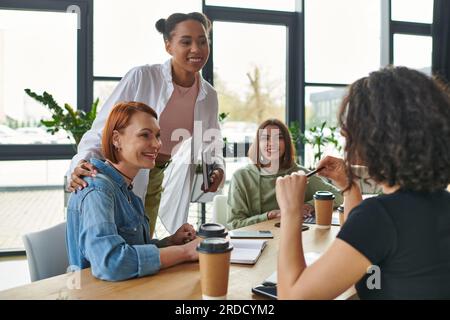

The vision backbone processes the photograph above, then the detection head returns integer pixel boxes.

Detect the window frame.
[303,0,435,167]
[302,0,376,165]
[202,1,304,157]
[389,0,433,65]
[0,0,93,161]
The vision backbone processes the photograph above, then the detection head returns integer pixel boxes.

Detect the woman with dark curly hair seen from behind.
[276,66,450,299]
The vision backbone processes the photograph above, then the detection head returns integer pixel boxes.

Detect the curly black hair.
[339,66,450,192]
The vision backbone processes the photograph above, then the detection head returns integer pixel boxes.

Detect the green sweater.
[227,164,343,229]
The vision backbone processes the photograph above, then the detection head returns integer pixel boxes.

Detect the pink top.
[159,74,199,156]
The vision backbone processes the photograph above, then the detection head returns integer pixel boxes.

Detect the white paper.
[263,252,321,285]
[230,239,267,264]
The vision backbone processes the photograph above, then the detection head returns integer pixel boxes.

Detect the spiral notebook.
[230,239,268,265]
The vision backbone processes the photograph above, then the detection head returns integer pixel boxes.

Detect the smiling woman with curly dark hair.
[275,66,450,300]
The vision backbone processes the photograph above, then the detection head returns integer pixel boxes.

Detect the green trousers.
[145,166,166,239]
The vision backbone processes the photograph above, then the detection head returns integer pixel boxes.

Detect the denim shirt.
[66,158,161,281]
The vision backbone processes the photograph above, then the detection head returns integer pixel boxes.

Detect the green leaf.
[41,120,56,126]
[218,112,229,123]
[25,88,99,146]
[87,98,99,121]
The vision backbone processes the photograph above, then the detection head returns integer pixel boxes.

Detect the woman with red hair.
[66,102,200,281]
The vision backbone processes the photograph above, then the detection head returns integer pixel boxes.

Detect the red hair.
[102,101,158,163]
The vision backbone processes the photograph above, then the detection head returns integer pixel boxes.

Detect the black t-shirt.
[337,189,450,299]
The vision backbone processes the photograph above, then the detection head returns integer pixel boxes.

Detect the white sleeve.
[66,67,141,179]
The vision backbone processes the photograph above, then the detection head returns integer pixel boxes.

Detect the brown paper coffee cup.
[197,223,228,239]
[313,191,335,229]
[198,251,231,299]
[197,238,233,300]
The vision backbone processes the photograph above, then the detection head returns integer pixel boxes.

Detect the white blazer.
[68,59,225,233]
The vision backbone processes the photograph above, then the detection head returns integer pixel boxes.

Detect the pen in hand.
[306,167,325,177]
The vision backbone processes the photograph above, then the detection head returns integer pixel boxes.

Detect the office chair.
[212,194,229,228]
[22,222,69,282]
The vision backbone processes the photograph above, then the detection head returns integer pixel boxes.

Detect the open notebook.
[230,239,268,264]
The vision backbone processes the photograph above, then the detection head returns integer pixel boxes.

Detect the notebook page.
[231,248,260,264]
[230,239,267,250]
[230,239,268,264]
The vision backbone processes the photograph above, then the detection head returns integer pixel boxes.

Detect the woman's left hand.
[169,223,197,245]
[204,168,224,193]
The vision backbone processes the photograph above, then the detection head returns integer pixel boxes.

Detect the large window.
[0,9,77,145]
[213,21,287,143]
[305,86,346,130]
[303,0,383,167]
[93,80,119,112]
[302,0,435,168]
[0,0,91,254]
[0,160,69,251]
[305,0,381,84]
[391,0,434,23]
[394,34,432,73]
[390,0,433,74]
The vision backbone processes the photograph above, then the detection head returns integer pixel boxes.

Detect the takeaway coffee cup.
[197,237,234,300]
[197,223,228,239]
[313,191,335,229]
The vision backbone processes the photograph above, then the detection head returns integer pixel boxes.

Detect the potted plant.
[24,89,99,150]
[289,121,342,169]
[24,89,99,208]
